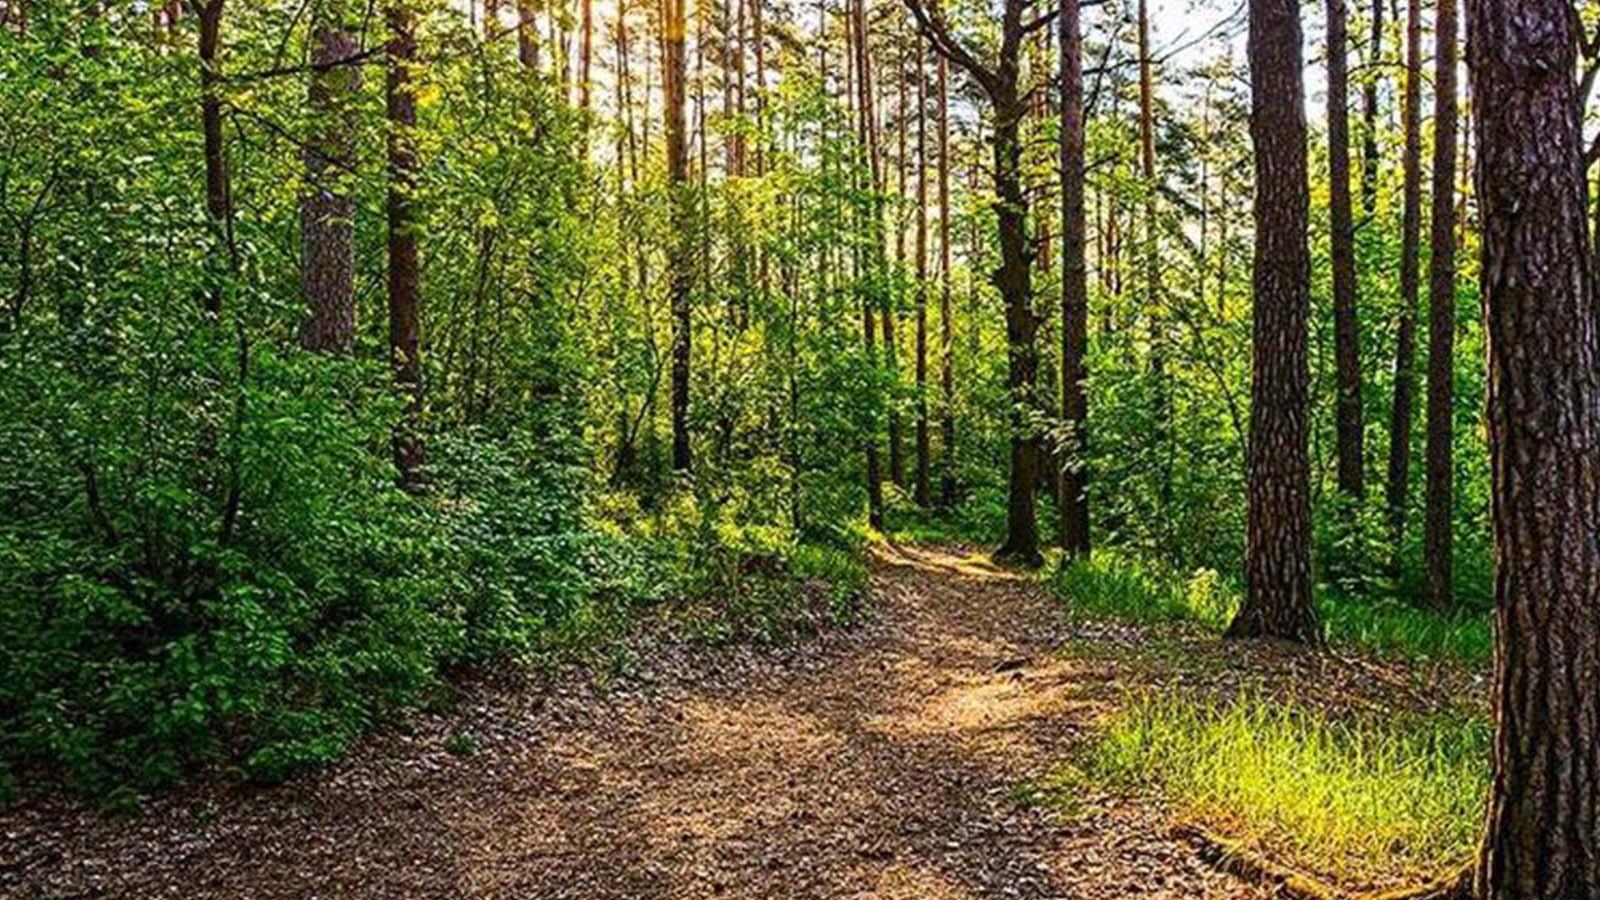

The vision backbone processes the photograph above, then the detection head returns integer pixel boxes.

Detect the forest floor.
[2,543,1458,899]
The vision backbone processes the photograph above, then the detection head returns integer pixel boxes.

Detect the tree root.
[1176,824,1476,900]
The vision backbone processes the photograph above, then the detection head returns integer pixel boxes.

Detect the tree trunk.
[1137,0,1169,525]
[1384,0,1423,571]
[850,0,885,529]
[1467,0,1600,887]
[197,0,233,314]
[937,52,956,510]
[913,31,931,508]
[1327,0,1365,499]
[1058,0,1090,558]
[1229,0,1319,642]
[1359,0,1382,217]
[516,0,538,70]
[300,6,360,354]
[991,100,1042,566]
[386,0,424,487]
[663,0,692,472]
[579,0,592,109]
[1422,0,1457,609]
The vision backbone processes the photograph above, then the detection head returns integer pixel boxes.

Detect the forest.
[0,0,1596,896]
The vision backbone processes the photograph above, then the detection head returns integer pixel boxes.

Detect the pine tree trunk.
[197,0,233,314]
[1423,0,1457,609]
[1384,0,1423,572]
[1468,0,1600,887]
[386,0,424,487]
[1058,0,1090,558]
[1230,0,1319,642]
[913,32,931,508]
[301,8,359,354]
[937,53,956,510]
[1359,0,1382,217]
[516,0,538,70]
[663,0,692,472]
[1327,0,1365,499]
[991,100,1042,566]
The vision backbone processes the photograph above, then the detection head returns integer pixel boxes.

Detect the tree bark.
[937,52,956,510]
[905,0,1043,565]
[1059,0,1090,558]
[913,32,931,508]
[386,0,424,487]
[1384,0,1423,571]
[851,0,886,529]
[663,0,692,472]
[1467,0,1600,888]
[300,6,360,354]
[1422,0,1457,609]
[1359,0,1382,217]
[1229,0,1319,642]
[196,0,233,314]
[1327,0,1365,500]
[516,0,539,70]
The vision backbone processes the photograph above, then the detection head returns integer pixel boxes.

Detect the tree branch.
[900,0,999,97]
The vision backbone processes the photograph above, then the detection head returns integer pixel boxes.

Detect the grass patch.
[1051,550,1492,666]
[1088,694,1488,886]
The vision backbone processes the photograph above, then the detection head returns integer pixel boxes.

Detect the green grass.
[1088,694,1488,885]
[1051,550,1492,666]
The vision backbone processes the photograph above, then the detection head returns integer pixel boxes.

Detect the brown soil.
[3,544,1276,899]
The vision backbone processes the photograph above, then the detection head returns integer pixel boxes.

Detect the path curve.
[3,544,1264,899]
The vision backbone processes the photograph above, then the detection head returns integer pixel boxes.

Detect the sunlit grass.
[1088,695,1488,885]
[1051,550,1492,666]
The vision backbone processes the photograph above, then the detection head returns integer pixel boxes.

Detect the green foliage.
[1088,695,1488,884]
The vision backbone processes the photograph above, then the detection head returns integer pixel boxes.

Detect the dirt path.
[3,544,1265,899]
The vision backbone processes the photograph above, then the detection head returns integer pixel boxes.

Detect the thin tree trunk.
[517,0,539,70]
[663,0,692,471]
[1059,0,1090,557]
[850,0,885,528]
[1229,0,1319,642]
[913,31,931,508]
[1468,0,1600,886]
[579,0,592,109]
[1359,0,1382,217]
[386,0,424,487]
[937,52,956,510]
[1136,0,1169,526]
[1384,0,1423,571]
[196,0,234,313]
[1328,0,1365,499]
[1423,0,1456,609]
[301,6,360,353]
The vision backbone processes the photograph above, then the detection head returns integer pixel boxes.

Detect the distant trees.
[1229,0,1318,641]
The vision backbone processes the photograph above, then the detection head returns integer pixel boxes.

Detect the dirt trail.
[3,544,1264,899]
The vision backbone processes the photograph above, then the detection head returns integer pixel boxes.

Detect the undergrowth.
[1051,550,1492,666]
[1086,695,1488,887]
